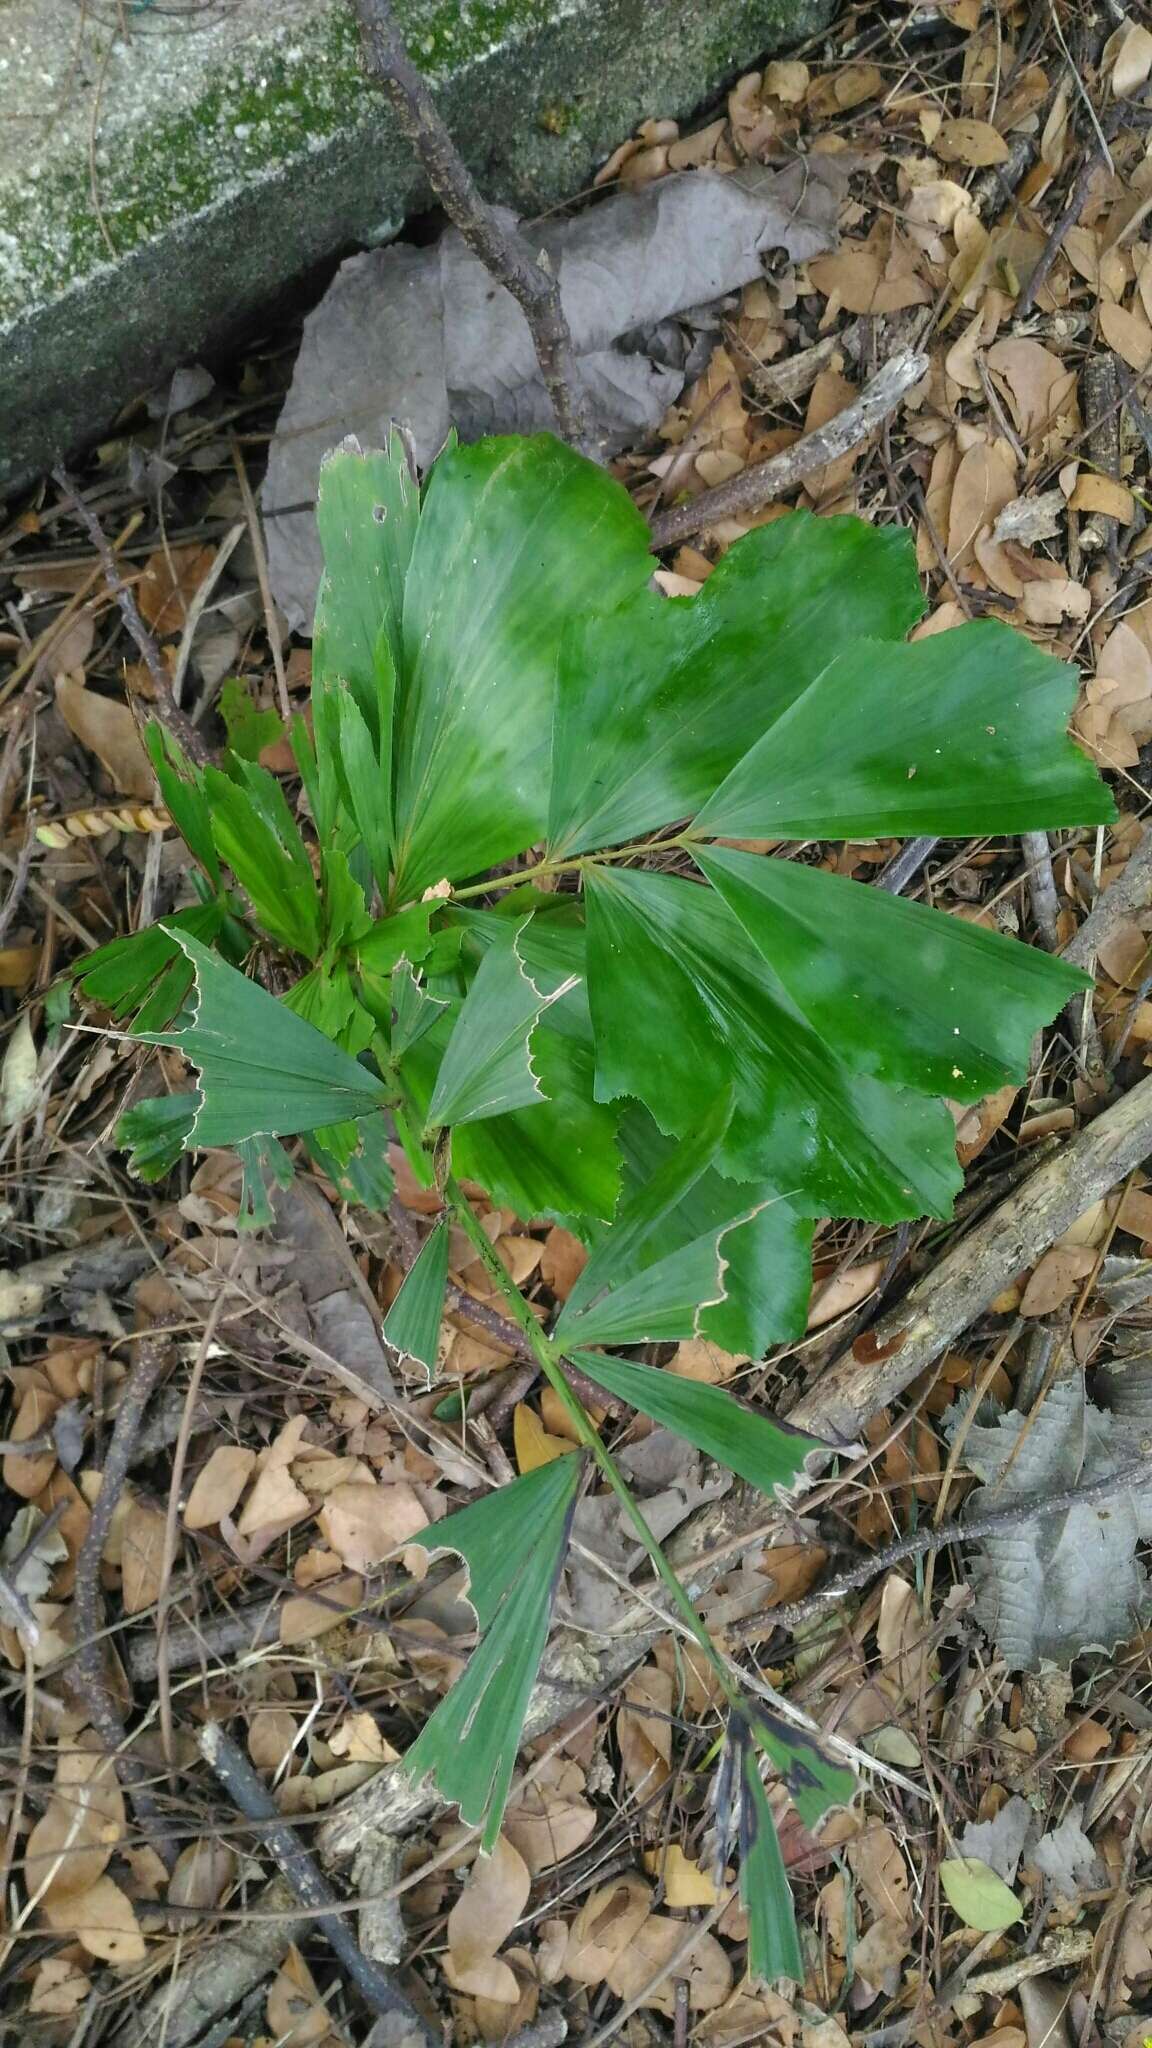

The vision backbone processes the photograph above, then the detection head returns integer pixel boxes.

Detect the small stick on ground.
[73,1328,178,1864]
[199,1721,437,2045]
[649,346,928,548]
[875,835,939,897]
[352,0,591,454]
[1022,830,1061,950]
[733,1458,1147,1639]
[51,469,211,766]
[790,1067,1152,1444]
[1062,823,1152,971]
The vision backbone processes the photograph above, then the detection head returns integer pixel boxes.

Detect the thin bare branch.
[648,346,929,549]
[351,0,592,454]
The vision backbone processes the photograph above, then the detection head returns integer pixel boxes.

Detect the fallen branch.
[200,1722,437,2045]
[111,1876,304,2048]
[51,468,211,767]
[73,1329,177,1865]
[789,1069,1152,1444]
[732,1459,1148,1640]
[648,345,929,548]
[1062,824,1152,971]
[352,0,591,454]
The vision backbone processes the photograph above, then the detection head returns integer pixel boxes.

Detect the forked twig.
[352,0,592,454]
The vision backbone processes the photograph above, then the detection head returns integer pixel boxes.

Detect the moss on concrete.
[0,0,835,494]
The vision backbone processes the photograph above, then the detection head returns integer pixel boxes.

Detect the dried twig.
[790,1069,1152,1443]
[352,0,591,453]
[733,1459,1147,1639]
[648,346,929,549]
[1062,824,1152,970]
[73,1329,177,1863]
[1022,830,1061,950]
[199,1722,437,2044]
[875,835,938,896]
[51,467,211,766]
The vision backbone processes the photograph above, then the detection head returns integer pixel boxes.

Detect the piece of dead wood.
[790,1069,1152,1442]
[72,1328,178,1867]
[648,344,928,548]
[199,1722,437,2045]
[111,1877,305,2048]
[1062,825,1152,970]
[319,1070,1152,1869]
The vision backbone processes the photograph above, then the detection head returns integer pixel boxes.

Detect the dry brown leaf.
[849,1823,912,1926]
[986,340,1077,444]
[266,1944,333,2048]
[504,1769,597,1875]
[248,1707,298,1776]
[136,544,216,636]
[606,1913,733,2014]
[618,1663,673,1798]
[25,1730,127,1901]
[807,1259,885,1329]
[120,1497,169,1614]
[279,1573,363,1644]
[1099,300,1152,371]
[643,1843,719,1905]
[236,1459,312,1542]
[42,1873,145,1964]
[853,1912,912,1982]
[328,1712,399,1764]
[1069,473,1136,523]
[539,1225,586,1300]
[955,1084,1018,1165]
[444,1834,530,2000]
[3,1382,58,1499]
[0,943,39,991]
[875,1576,928,1707]
[808,244,883,314]
[1021,577,1090,624]
[936,117,1010,166]
[184,1445,257,1530]
[167,1838,237,1912]
[317,1479,428,1572]
[947,438,1018,571]
[564,1875,653,1984]
[28,1956,91,2016]
[55,675,153,797]
[1019,1244,1098,1316]
[666,1338,743,1384]
[512,1403,571,1473]
[765,58,809,102]
[1098,918,1150,986]
[1111,20,1152,98]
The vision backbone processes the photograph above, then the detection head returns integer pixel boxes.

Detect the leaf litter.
[7,2,1152,2042]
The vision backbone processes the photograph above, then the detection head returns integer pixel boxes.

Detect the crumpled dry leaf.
[564,1875,653,1984]
[42,1873,146,1964]
[265,162,844,628]
[120,1496,169,1614]
[28,1956,91,2016]
[607,1912,733,2013]
[317,1479,428,1572]
[184,1444,257,1530]
[266,1944,334,2048]
[444,1834,531,2002]
[1027,1807,1105,1897]
[958,1365,1152,1666]
[618,1662,673,1798]
[25,1730,127,1902]
[55,675,153,797]
[167,1838,237,1912]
